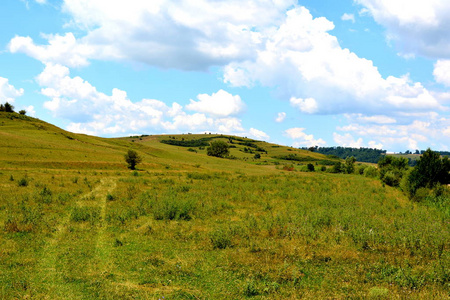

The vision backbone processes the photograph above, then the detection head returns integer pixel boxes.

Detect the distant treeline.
[302,146,387,163]
[399,149,450,156]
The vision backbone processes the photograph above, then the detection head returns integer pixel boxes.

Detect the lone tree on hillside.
[124,149,142,170]
[207,140,229,158]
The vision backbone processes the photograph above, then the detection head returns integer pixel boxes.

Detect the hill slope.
[0,112,336,173]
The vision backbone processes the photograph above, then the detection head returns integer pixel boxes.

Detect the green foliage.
[0,102,14,113]
[344,156,356,174]
[207,140,229,158]
[210,227,233,249]
[19,110,26,115]
[124,149,142,170]
[364,166,378,178]
[378,156,409,187]
[329,161,342,173]
[307,163,315,172]
[311,146,386,163]
[70,206,100,223]
[407,148,450,197]
[17,178,28,187]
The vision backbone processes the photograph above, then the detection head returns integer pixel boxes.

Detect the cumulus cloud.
[341,13,355,23]
[36,63,246,136]
[290,97,318,114]
[223,7,442,116]
[0,77,24,103]
[337,113,450,151]
[333,132,363,147]
[249,128,269,140]
[434,60,450,86]
[186,89,245,117]
[355,0,450,59]
[10,0,296,70]
[276,112,286,122]
[285,127,326,147]
[9,33,94,68]
[10,2,444,119]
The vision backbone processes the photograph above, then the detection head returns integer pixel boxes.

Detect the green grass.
[0,112,448,299]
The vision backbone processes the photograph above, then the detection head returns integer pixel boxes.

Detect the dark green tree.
[19,110,26,115]
[307,163,315,172]
[344,156,356,174]
[407,148,450,196]
[4,102,14,113]
[207,140,229,158]
[378,155,409,186]
[124,149,142,170]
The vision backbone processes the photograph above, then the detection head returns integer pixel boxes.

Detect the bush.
[124,149,142,170]
[153,198,194,221]
[307,163,315,172]
[207,140,229,158]
[17,178,28,187]
[364,166,378,178]
[70,206,100,223]
[210,228,233,249]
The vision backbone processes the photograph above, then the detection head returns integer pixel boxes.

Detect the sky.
[1,0,450,152]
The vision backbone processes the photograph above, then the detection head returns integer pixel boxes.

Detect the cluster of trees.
[377,149,450,200]
[0,102,14,113]
[306,146,386,163]
[0,102,26,115]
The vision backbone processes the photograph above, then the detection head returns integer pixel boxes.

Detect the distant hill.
[0,111,338,172]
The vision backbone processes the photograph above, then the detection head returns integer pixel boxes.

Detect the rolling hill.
[0,111,448,299]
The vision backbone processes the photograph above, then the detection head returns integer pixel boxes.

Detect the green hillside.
[0,112,448,299]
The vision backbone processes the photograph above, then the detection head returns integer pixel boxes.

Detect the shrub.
[364,166,378,178]
[207,140,229,158]
[307,163,315,172]
[153,198,194,221]
[124,149,142,170]
[210,228,233,249]
[17,178,28,187]
[70,206,100,223]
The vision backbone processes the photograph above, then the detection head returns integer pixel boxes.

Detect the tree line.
[303,146,386,163]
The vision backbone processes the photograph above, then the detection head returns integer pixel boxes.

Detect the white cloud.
[333,132,363,148]
[276,112,286,122]
[10,0,296,70]
[9,33,94,68]
[223,7,442,116]
[36,63,248,136]
[434,60,450,86]
[285,127,326,147]
[186,89,245,117]
[337,113,450,151]
[341,13,355,23]
[249,128,269,140]
[355,0,450,59]
[290,97,318,114]
[0,77,24,104]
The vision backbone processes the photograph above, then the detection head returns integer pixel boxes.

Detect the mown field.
[0,112,449,299]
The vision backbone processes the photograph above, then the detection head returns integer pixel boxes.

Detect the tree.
[407,148,450,196]
[207,140,229,158]
[19,110,26,115]
[4,102,14,113]
[344,156,356,174]
[307,163,315,172]
[124,149,142,170]
[378,155,409,187]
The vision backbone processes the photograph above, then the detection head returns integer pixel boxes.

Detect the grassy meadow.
[0,112,448,299]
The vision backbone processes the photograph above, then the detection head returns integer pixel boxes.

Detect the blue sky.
[1,0,450,152]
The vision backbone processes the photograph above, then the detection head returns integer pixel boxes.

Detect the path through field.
[36,177,117,299]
